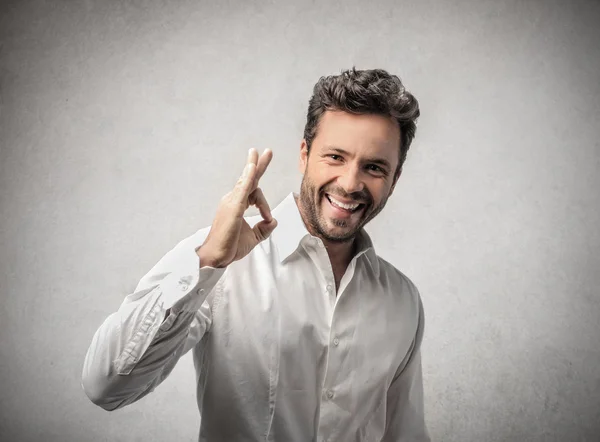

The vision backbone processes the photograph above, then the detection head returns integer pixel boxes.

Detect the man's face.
[297,110,401,244]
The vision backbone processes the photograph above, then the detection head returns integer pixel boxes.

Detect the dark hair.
[303,67,420,178]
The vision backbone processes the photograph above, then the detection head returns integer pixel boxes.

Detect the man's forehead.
[317,111,400,140]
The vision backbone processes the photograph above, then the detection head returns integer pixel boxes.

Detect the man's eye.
[367,165,383,172]
[330,155,341,160]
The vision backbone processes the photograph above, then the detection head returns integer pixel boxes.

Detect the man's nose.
[337,166,365,196]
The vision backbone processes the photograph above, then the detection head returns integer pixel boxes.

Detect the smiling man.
[296,105,407,292]
[83,68,429,441]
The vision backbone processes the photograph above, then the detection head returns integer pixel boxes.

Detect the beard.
[296,171,390,244]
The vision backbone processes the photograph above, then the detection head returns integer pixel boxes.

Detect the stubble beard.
[297,172,389,244]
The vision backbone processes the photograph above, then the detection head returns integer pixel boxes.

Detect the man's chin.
[317,218,363,242]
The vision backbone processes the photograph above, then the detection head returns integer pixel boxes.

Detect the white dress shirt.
[82,191,430,442]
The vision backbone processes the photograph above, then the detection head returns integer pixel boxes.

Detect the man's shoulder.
[375,255,418,287]
[375,256,426,337]
[375,255,423,304]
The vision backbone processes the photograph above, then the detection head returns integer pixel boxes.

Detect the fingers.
[233,161,256,207]
[253,216,278,240]
[233,148,272,206]
[248,187,273,222]
[255,148,273,185]
[246,148,272,189]
[247,147,259,168]
[250,187,278,241]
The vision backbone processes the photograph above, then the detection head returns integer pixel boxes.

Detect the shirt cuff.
[159,246,227,313]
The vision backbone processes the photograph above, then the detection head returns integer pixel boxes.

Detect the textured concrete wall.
[1,0,599,441]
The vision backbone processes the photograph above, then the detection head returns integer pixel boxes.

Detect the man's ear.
[298,139,309,175]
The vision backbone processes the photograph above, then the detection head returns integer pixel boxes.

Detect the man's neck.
[323,236,357,269]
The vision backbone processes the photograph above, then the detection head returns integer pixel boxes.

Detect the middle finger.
[252,149,273,190]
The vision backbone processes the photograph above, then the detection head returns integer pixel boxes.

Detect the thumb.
[253,218,278,241]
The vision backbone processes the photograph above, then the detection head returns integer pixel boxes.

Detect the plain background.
[1,0,599,441]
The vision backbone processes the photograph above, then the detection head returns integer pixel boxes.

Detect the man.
[82,67,429,441]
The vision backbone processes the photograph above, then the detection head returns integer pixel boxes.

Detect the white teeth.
[328,195,359,211]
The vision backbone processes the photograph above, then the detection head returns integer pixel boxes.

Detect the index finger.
[251,148,273,191]
[232,161,257,207]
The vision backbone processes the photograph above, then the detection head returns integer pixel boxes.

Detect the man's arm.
[81,226,226,411]
[82,148,276,412]
[382,295,431,441]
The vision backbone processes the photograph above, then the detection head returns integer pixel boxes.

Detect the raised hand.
[196,148,278,268]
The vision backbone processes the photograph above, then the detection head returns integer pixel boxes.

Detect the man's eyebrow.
[325,146,392,170]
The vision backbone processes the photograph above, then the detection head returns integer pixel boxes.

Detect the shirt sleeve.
[382,294,431,442]
[81,226,226,411]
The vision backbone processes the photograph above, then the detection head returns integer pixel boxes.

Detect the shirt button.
[326,390,334,399]
[333,338,340,346]
[326,284,333,292]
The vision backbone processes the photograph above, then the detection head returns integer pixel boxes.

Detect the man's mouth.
[325,193,365,214]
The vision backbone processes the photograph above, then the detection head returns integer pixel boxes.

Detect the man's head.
[297,68,420,244]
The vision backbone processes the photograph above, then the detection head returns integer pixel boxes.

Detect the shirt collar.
[270,192,380,278]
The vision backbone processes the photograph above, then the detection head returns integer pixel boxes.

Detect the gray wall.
[1,0,599,441]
